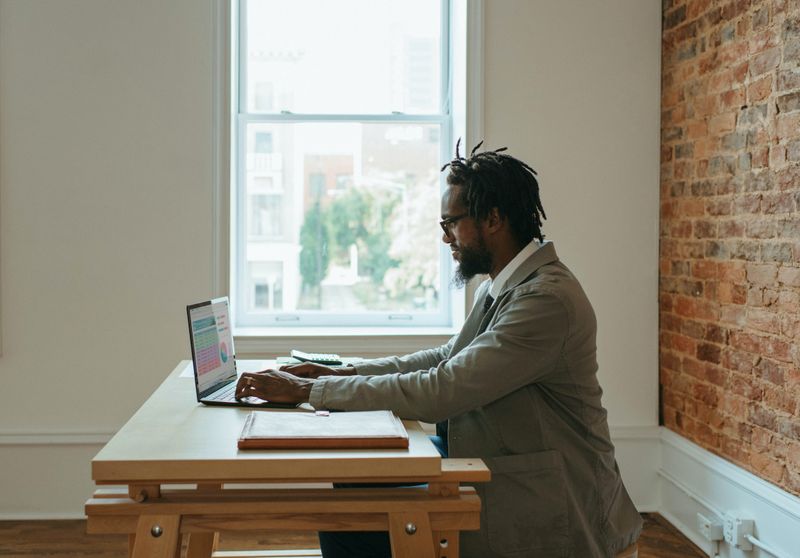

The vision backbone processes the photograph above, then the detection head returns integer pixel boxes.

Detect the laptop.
[186,297,296,408]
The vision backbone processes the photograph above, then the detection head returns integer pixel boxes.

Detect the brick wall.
[660,0,800,495]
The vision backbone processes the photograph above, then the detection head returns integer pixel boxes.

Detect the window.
[232,0,469,328]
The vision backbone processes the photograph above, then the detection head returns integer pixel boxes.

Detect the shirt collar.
[488,239,541,299]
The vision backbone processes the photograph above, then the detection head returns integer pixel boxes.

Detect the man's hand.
[279,362,357,379]
[235,369,315,404]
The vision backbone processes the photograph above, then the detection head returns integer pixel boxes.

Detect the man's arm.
[309,289,571,423]
[352,336,456,376]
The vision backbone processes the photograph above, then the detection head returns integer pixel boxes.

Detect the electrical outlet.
[697,512,724,541]
[723,513,754,550]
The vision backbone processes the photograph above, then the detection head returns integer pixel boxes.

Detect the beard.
[451,233,492,288]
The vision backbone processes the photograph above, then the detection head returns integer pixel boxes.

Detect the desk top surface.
[92,361,441,484]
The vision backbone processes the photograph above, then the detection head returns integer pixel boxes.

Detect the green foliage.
[326,186,399,285]
[299,201,329,295]
[327,189,370,261]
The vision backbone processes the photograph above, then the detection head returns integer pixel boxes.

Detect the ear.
[484,207,504,233]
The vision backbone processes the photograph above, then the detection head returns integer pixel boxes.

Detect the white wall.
[0,0,216,515]
[482,0,662,426]
[0,0,662,517]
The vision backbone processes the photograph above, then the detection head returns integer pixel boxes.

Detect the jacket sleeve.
[351,336,456,376]
[308,288,568,422]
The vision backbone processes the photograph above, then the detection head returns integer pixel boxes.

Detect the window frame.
[213,0,483,349]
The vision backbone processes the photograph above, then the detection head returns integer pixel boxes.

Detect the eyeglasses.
[439,213,469,235]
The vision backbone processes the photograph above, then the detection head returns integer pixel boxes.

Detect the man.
[236,143,643,557]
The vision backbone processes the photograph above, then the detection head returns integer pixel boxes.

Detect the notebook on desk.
[186,297,297,409]
[238,410,409,450]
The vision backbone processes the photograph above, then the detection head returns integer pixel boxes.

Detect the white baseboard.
[0,431,113,445]
[659,428,800,558]
[611,425,662,512]
[0,512,86,520]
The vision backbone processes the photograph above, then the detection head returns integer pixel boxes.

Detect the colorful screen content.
[190,300,236,393]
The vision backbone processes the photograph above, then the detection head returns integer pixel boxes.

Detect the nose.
[442,229,454,244]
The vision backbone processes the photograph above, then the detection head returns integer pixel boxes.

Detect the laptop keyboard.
[207,383,237,402]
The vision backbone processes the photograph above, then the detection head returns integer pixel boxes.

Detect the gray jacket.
[309,242,642,557]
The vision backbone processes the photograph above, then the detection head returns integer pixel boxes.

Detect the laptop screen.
[187,297,236,395]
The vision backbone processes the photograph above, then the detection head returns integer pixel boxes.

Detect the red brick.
[733,194,762,214]
[733,62,749,82]
[747,75,773,102]
[679,198,706,216]
[778,267,800,287]
[671,220,693,238]
[781,315,800,338]
[750,451,785,483]
[721,88,746,110]
[709,112,737,134]
[719,220,745,238]
[746,263,779,284]
[673,332,698,354]
[764,385,795,413]
[720,304,746,325]
[687,0,713,20]
[675,295,720,321]
[719,261,747,282]
[663,87,682,108]
[752,426,774,451]
[748,403,779,431]
[777,289,800,313]
[780,417,800,442]
[769,145,787,168]
[762,192,795,213]
[788,441,800,468]
[746,307,781,334]
[777,113,800,139]
[694,220,718,238]
[750,29,780,53]
[721,393,747,420]
[674,160,696,179]
[722,434,751,465]
[729,372,763,399]
[692,260,718,279]
[695,420,721,449]
[697,342,723,363]
[752,147,769,168]
[704,363,728,386]
[749,46,782,77]
[745,220,776,239]
[707,199,733,216]
[729,331,791,362]
[681,319,706,339]
[777,69,800,92]
[687,119,709,138]
[718,282,748,304]
[683,357,705,380]
[756,357,788,385]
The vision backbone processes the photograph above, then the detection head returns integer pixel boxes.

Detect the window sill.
[234,327,458,359]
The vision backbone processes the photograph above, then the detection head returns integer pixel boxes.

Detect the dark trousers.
[318,435,448,558]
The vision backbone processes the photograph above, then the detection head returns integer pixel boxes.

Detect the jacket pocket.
[483,450,570,557]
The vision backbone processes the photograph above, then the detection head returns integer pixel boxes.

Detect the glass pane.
[242,121,443,314]
[245,0,442,114]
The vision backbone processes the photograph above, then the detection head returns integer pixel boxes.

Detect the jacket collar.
[497,240,559,297]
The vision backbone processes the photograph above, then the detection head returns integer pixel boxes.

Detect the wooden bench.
[86,459,488,558]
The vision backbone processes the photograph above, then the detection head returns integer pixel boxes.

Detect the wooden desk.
[86,361,488,558]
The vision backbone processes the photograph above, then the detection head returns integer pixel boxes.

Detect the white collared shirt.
[488,239,542,299]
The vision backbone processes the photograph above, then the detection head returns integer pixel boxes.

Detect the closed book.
[237,410,409,450]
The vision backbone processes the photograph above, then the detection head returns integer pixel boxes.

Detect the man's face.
[440,185,492,286]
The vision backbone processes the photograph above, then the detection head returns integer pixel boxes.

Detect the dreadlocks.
[441,139,546,245]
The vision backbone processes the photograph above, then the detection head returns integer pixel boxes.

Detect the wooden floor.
[0,513,704,557]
